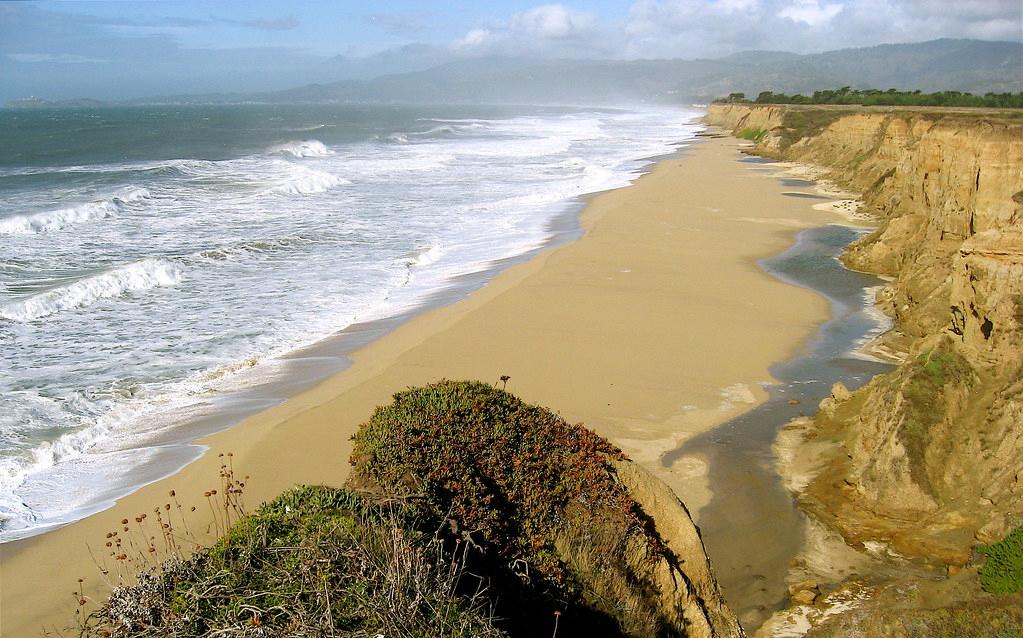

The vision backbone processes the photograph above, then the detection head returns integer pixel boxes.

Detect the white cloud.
[716,0,761,13]
[451,4,603,55]
[454,28,494,50]
[8,53,107,64]
[510,4,595,39]
[446,1,1020,60]
[778,0,843,26]
[617,0,1021,58]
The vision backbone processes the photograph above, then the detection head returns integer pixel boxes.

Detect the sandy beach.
[1,132,844,635]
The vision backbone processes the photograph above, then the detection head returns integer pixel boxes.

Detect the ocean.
[0,103,701,540]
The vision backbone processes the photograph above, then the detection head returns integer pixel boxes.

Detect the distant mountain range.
[8,39,1021,108]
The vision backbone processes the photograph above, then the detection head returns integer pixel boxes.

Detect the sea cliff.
[707,102,1023,632]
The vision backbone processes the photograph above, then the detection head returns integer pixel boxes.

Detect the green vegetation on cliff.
[79,381,737,638]
[716,87,1023,108]
[80,486,505,637]
[899,345,973,494]
[979,525,1023,595]
[736,127,768,142]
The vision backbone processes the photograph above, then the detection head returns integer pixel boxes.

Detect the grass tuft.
[979,525,1023,595]
[736,127,769,143]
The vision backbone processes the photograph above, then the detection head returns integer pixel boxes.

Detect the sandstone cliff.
[706,103,1023,566]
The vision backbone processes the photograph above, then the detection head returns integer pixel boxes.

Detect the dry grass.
[75,485,506,638]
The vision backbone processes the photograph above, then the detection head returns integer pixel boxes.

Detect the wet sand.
[1,134,842,636]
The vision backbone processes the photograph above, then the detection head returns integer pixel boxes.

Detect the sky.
[1,0,1020,101]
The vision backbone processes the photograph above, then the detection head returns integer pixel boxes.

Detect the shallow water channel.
[662,222,894,631]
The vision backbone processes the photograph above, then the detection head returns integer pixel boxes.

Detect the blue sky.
[2,1,1020,101]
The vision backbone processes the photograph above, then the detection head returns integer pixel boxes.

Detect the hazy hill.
[257,39,1022,105]
[10,39,1019,108]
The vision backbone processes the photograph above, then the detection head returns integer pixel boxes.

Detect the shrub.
[979,525,1023,594]
[717,88,1023,109]
[349,380,648,590]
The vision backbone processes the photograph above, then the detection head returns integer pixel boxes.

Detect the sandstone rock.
[788,579,819,596]
[975,516,1010,545]
[817,396,837,418]
[791,589,819,606]
[611,459,745,638]
[831,382,852,402]
[788,579,821,606]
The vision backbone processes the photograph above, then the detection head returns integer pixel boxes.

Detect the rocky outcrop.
[706,104,1023,565]
[610,459,743,638]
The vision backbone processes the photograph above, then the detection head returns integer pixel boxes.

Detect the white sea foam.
[848,284,896,361]
[269,139,332,158]
[0,106,704,539]
[197,236,319,261]
[0,258,182,322]
[267,165,350,195]
[0,188,149,235]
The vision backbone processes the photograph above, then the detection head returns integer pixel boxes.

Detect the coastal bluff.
[707,103,1023,627]
[79,381,744,638]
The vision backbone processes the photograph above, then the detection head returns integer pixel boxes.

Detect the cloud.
[0,4,328,101]
[778,0,842,26]
[716,0,762,12]
[451,4,607,56]
[8,53,108,64]
[618,0,1022,58]
[509,4,596,39]
[364,12,430,37]
[236,15,299,31]
[454,28,495,50]
[446,0,1021,61]
[212,15,299,31]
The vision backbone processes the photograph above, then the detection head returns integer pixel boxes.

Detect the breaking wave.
[0,188,150,235]
[267,166,349,195]
[268,140,332,158]
[0,258,182,322]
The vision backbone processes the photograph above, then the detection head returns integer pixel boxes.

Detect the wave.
[268,140,332,158]
[284,124,329,133]
[408,244,445,269]
[0,258,182,322]
[267,166,349,196]
[381,123,487,145]
[197,236,319,261]
[413,125,462,138]
[0,188,150,235]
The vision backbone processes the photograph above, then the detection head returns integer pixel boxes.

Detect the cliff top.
[711,101,1023,124]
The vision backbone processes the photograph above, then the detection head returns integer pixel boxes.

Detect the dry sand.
[1,133,844,636]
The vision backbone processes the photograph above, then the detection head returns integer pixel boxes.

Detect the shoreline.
[0,125,694,545]
[1,132,844,636]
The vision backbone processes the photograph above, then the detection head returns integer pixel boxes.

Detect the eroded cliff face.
[706,103,1023,565]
